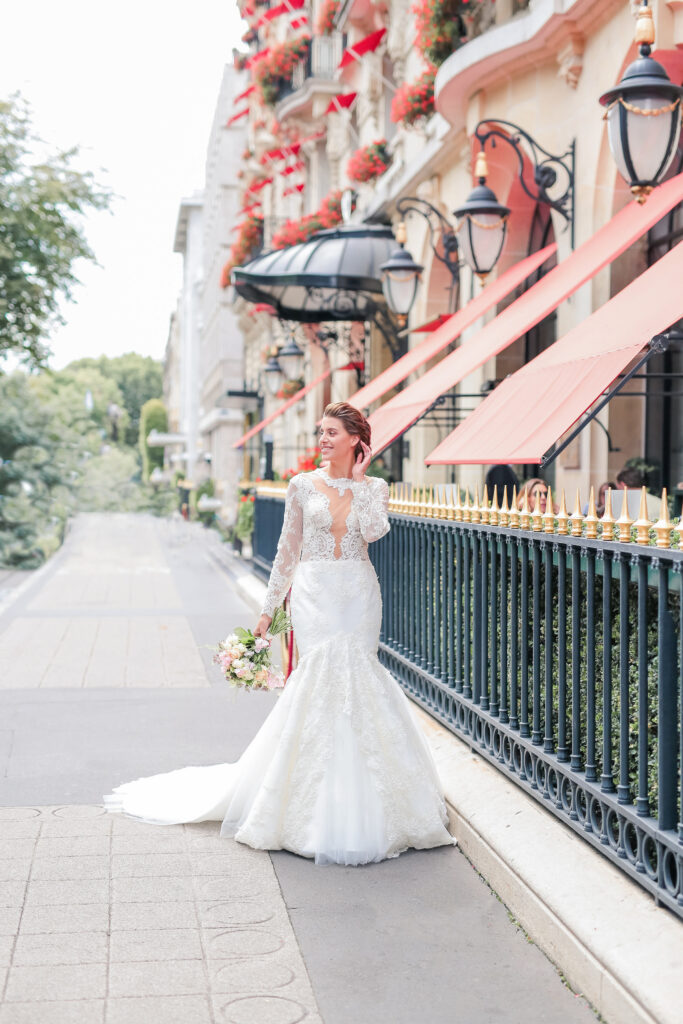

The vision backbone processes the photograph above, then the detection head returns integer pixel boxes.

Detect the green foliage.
[67,353,163,445]
[235,495,255,540]
[0,367,173,567]
[139,399,168,481]
[0,95,111,367]
[196,477,216,526]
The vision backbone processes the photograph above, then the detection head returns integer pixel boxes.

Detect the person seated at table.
[517,478,552,514]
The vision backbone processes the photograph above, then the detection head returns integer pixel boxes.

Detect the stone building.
[225,0,683,503]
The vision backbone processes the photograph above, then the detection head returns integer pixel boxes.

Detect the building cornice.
[435,0,625,131]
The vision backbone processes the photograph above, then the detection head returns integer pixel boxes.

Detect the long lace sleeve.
[350,476,390,543]
[261,478,303,617]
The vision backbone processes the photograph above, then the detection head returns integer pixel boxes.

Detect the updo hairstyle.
[322,402,371,460]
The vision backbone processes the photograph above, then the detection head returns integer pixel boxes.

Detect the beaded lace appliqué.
[261,469,390,617]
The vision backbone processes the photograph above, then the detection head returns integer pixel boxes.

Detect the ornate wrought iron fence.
[253,480,683,917]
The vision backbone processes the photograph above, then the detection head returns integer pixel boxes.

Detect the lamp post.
[600,1,683,203]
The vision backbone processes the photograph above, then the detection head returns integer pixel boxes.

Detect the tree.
[67,353,163,445]
[0,96,111,366]
[139,399,168,481]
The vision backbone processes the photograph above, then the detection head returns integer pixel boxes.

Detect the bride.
[105,402,455,865]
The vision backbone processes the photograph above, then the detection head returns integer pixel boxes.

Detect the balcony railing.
[252,481,683,918]
[278,34,345,106]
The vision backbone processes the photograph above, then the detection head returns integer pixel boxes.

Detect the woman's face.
[318,417,359,464]
[530,482,548,513]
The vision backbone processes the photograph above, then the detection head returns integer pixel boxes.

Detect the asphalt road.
[0,514,596,1024]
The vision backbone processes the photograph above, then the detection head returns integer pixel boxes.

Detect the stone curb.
[224,558,683,1024]
[414,709,682,1024]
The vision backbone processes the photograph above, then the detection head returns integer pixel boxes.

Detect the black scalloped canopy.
[232,223,396,321]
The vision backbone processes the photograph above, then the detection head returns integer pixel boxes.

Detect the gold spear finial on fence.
[633,487,652,545]
[489,486,499,526]
[480,485,490,525]
[446,488,456,521]
[499,488,509,528]
[600,488,616,542]
[584,486,599,540]
[653,489,673,548]
[509,486,520,529]
[462,490,471,523]
[570,489,584,537]
[407,483,415,515]
[520,487,532,531]
[543,485,555,533]
[426,486,434,518]
[556,489,570,536]
[531,490,544,532]
[453,487,462,522]
[471,486,481,524]
[615,488,633,543]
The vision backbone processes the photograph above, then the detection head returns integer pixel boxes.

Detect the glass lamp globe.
[599,2,683,202]
[277,336,305,380]
[380,225,423,325]
[453,154,510,280]
[263,353,284,396]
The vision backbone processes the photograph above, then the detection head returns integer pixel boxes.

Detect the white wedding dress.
[105,468,455,865]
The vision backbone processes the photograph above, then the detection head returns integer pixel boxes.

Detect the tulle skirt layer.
[104,559,455,865]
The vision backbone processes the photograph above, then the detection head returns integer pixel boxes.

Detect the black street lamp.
[262,351,284,396]
[453,150,510,281]
[600,1,683,203]
[454,118,575,279]
[277,334,305,379]
[379,222,423,326]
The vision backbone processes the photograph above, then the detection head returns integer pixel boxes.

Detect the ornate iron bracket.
[474,119,576,249]
[396,196,460,313]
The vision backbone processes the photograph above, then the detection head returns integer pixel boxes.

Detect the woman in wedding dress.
[105,402,454,865]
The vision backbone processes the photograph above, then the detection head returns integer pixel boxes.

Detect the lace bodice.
[261,469,390,617]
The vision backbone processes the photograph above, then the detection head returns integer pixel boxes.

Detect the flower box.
[315,0,339,36]
[390,68,436,128]
[221,215,264,284]
[346,140,391,184]
[254,35,311,106]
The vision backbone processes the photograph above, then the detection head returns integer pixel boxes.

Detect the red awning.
[324,92,357,115]
[367,172,683,456]
[257,0,305,27]
[261,142,302,164]
[233,369,332,448]
[245,48,270,70]
[338,28,387,70]
[409,314,453,333]
[227,108,249,126]
[350,244,556,413]
[246,177,273,194]
[281,161,305,176]
[290,16,307,29]
[426,240,683,465]
[234,84,256,104]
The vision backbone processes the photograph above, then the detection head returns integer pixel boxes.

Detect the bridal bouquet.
[213,607,291,691]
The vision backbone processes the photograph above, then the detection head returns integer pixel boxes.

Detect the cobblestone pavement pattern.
[0,514,597,1023]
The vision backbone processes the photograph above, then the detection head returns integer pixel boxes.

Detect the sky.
[1,0,245,369]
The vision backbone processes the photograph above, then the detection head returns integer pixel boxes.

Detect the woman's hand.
[254,613,272,639]
[351,442,372,482]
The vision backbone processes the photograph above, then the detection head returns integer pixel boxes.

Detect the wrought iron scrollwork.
[474,119,576,246]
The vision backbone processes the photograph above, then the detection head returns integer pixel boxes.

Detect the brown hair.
[322,402,371,459]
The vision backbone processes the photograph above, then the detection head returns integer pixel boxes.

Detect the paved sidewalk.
[0,514,597,1023]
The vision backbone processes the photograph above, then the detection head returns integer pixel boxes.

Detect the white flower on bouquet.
[212,610,292,692]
